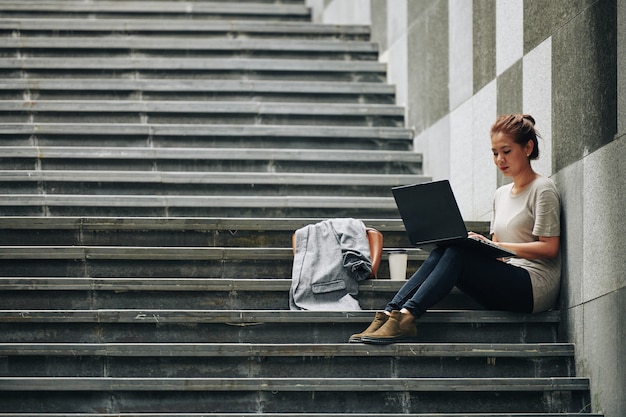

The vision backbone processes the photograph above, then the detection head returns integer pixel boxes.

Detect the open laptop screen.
[391,180,469,246]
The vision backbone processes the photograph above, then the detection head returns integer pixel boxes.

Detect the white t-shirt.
[490,175,561,312]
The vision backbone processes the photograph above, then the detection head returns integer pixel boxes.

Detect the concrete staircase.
[0,0,600,416]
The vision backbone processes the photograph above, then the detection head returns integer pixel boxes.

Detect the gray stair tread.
[0,1,310,16]
[1,405,576,415]
[0,194,398,209]
[0,216,486,232]
[1,37,378,53]
[0,216,487,232]
[0,309,560,324]
[0,100,403,116]
[0,412,603,417]
[0,123,413,139]
[0,18,370,36]
[0,277,404,292]
[0,376,590,391]
[0,146,421,164]
[0,78,393,94]
[0,57,385,72]
[0,170,424,186]
[0,245,300,259]
[0,342,575,357]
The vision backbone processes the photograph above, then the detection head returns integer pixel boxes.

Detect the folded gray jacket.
[289,218,372,311]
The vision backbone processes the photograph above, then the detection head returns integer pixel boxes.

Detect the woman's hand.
[467,231,490,241]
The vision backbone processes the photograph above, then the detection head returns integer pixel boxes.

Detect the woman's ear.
[525,140,534,157]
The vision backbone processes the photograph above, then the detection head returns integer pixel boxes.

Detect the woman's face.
[491,132,532,178]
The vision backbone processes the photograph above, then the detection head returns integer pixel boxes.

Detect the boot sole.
[360,335,416,345]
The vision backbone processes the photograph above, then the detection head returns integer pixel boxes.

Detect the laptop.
[391,180,516,258]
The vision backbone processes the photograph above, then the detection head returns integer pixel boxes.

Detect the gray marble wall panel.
[523,0,597,54]
[497,59,523,115]
[552,0,617,171]
[556,135,625,417]
[618,0,626,136]
[582,286,626,417]
[407,0,449,135]
[449,0,474,110]
[472,0,496,93]
[370,0,388,51]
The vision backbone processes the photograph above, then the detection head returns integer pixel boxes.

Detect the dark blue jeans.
[385,246,533,317]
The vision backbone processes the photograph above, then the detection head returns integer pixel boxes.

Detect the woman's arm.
[492,234,560,259]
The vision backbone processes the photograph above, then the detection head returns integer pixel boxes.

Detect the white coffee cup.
[388,250,408,281]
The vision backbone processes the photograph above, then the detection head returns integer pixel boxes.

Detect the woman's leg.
[398,246,470,318]
[385,246,447,313]
[454,256,533,313]
[351,247,448,344]
[393,246,534,317]
[358,245,533,344]
[363,246,466,344]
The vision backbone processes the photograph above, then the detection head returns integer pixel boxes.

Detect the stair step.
[0,412,603,417]
[0,100,404,116]
[0,309,560,344]
[0,17,370,39]
[0,195,404,217]
[0,1,311,21]
[0,123,413,150]
[0,342,575,358]
[0,406,590,417]
[0,376,592,414]
[1,36,379,57]
[0,171,423,192]
[0,146,422,174]
[0,309,560,325]
[0,215,405,235]
[1,78,395,102]
[0,342,576,378]
[0,216,480,231]
[0,277,483,311]
[0,376,589,391]
[0,57,386,77]
[0,245,329,279]
[0,216,485,247]
[0,277,400,291]
[0,100,404,125]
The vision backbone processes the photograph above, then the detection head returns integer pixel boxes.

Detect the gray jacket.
[289,218,372,311]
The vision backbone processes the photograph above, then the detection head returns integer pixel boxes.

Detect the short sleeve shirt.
[490,176,561,312]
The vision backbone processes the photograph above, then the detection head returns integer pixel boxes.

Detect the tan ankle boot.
[348,311,389,343]
[361,310,416,344]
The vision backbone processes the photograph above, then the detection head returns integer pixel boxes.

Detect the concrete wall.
[309,0,625,415]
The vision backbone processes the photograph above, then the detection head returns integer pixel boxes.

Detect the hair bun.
[522,114,536,125]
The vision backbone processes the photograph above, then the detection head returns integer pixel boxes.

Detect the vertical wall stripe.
[472,0,496,94]
[496,0,523,76]
[448,0,473,111]
[496,60,523,115]
[471,80,499,220]
[523,38,553,176]
[385,0,408,109]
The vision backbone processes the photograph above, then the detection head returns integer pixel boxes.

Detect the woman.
[350,114,561,344]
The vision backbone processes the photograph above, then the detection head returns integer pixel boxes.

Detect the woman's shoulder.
[531,175,559,194]
[530,175,561,208]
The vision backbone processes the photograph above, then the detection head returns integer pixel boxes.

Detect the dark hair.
[490,114,540,160]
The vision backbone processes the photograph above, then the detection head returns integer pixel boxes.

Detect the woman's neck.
[511,169,538,195]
